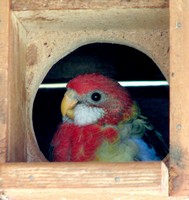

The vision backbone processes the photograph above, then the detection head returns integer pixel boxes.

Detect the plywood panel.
[170,0,189,196]
[10,3,169,162]
[12,0,169,11]
[0,0,173,199]
[0,0,10,163]
[0,162,168,199]
[8,12,27,162]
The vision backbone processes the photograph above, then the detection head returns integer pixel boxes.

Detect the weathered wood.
[10,2,169,162]
[2,0,183,198]
[0,0,10,163]
[8,10,27,162]
[0,190,170,200]
[170,0,189,196]
[1,191,188,200]
[0,162,168,199]
[18,8,168,161]
[13,8,169,31]
[12,0,169,11]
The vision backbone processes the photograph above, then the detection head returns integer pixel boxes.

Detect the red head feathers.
[65,73,139,125]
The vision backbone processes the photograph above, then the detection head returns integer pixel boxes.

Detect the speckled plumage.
[50,73,168,162]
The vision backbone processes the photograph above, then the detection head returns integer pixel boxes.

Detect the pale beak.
[61,90,78,119]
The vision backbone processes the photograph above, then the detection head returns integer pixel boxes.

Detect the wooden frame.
[11,0,169,163]
[0,0,9,164]
[0,0,189,199]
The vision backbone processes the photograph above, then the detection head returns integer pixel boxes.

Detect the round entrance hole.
[32,43,169,161]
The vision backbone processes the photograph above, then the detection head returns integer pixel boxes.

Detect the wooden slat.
[11,0,168,11]
[0,0,10,162]
[0,189,170,200]
[0,162,168,198]
[170,0,189,196]
[13,8,169,32]
[7,12,27,162]
[2,190,189,200]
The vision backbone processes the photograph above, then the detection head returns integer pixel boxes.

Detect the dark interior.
[32,43,169,160]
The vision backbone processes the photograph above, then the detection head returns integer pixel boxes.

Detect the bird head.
[61,73,139,126]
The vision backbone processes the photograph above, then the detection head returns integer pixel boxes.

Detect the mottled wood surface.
[2,0,189,198]
[12,4,168,162]
[0,0,9,163]
[170,0,189,196]
[0,162,168,199]
[7,12,27,162]
[11,0,169,11]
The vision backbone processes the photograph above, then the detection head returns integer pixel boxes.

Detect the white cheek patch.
[74,104,105,126]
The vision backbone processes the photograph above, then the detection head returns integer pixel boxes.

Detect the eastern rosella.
[50,73,168,162]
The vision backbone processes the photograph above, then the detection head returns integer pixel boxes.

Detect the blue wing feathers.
[131,138,160,161]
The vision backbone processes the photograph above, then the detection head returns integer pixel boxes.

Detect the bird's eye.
[91,92,101,102]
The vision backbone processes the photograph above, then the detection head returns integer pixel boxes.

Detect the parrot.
[50,73,168,162]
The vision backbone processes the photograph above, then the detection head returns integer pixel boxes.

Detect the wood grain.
[7,12,27,162]
[11,0,169,11]
[0,0,10,163]
[5,0,189,198]
[170,0,189,196]
[0,162,168,198]
[12,3,169,162]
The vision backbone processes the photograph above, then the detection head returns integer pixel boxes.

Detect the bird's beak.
[61,90,78,119]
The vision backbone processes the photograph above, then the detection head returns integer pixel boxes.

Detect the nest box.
[1,0,189,199]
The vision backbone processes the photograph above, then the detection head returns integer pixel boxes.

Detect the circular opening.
[33,43,169,161]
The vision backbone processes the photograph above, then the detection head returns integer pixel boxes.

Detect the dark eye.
[91,92,101,102]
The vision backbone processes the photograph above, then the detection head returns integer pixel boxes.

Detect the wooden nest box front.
[11,0,170,162]
[1,0,189,199]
